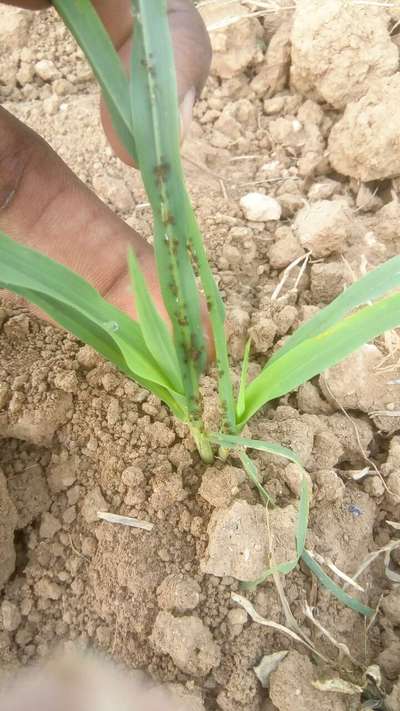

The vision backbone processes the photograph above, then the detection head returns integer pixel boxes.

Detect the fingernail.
[179,87,196,142]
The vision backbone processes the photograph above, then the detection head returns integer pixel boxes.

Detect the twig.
[97,511,154,531]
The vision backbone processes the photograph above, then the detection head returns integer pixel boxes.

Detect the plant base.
[190,426,214,464]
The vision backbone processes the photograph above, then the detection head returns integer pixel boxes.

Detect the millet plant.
[1,0,400,616]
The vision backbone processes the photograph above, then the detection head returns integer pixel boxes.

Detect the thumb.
[100,0,211,165]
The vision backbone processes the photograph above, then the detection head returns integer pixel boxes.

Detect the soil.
[1,3,400,711]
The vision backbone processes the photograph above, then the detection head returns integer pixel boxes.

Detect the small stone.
[293,200,352,257]
[310,262,349,303]
[313,470,345,504]
[270,650,347,711]
[3,314,30,340]
[54,371,78,394]
[92,174,134,212]
[34,578,63,601]
[268,505,297,568]
[199,465,245,508]
[81,486,107,524]
[387,470,400,500]
[157,573,201,612]
[200,2,263,79]
[43,95,60,116]
[321,344,400,414]
[226,608,247,627]
[121,465,145,488]
[269,231,305,270]
[39,512,61,539]
[281,463,313,499]
[291,0,398,109]
[0,384,10,409]
[1,601,21,632]
[263,96,285,114]
[382,589,400,625]
[34,59,59,82]
[77,345,101,369]
[47,457,78,492]
[240,193,282,222]
[0,7,32,51]
[249,318,277,355]
[386,680,400,711]
[151,612,220,677]
[329,74,400,181]
[202,501,268,581]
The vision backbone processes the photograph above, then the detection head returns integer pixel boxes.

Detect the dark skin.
[0,0,212,347]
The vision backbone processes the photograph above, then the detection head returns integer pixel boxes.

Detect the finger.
[0,106,161,320]
[0,1,48,9]
[0,107,214,357]
[99,0,211,163]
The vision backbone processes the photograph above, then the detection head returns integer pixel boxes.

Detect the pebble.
[240,193,282,222]
[34,59,59,82]
[39,512,62,539]
[1,601,21,632]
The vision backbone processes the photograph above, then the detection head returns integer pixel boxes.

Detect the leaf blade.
[301,550,374,617]
[128,248,182,394]
[268,255,400,368]
[240,293,400,425]
[53,0,136,161]
[0,232,186,408]
[237,339,251,419]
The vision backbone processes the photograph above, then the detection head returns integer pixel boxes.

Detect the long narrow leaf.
[237,339,251,419]
[212,434,309,586]
[53,0,136,161]
[240,293,400,425]
[268,255,400,368]
[301,550,374,617]
[128,249,182,394]
[239,451,274,506]
[0,232,187,418]
[130,0,205,420]
[210,433,304,467]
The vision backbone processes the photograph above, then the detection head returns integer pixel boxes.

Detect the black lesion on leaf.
[154,161,170,185]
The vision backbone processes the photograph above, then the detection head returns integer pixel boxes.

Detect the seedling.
[1,0,400,616]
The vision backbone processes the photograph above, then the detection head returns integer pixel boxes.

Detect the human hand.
[0,1,212,347]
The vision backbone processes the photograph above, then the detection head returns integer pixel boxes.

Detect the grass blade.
[0,232,187,418]
[239,451,274,506]
[240,293,400,425]
[53,0,136,161]
[130,0,205,420]
[211,433,309,587]
[301,550,374,617]
[243,470,310,588]
[268,255,400,368]
[210,433,304,467]
[128,248,182,394]
[237,339,251,420]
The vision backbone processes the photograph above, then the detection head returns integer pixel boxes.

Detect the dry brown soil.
[1,3,400,711]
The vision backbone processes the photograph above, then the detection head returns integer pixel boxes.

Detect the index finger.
[0,1,49,8]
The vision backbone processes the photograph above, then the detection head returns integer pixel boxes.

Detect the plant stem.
[190,426,214,464]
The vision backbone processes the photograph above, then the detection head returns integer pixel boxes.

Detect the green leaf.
[52,0,136,161]
[211,434,309,587]
[301,550,374,618]
[128,248,182,394]
[243,471,309,588]
[210,433,304,468]
[237,339,251,420]
[129,0,205,420]
[239,451,274,506]
[0,231,187,419]
[240,292,400,425]
[268,255,400,368]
